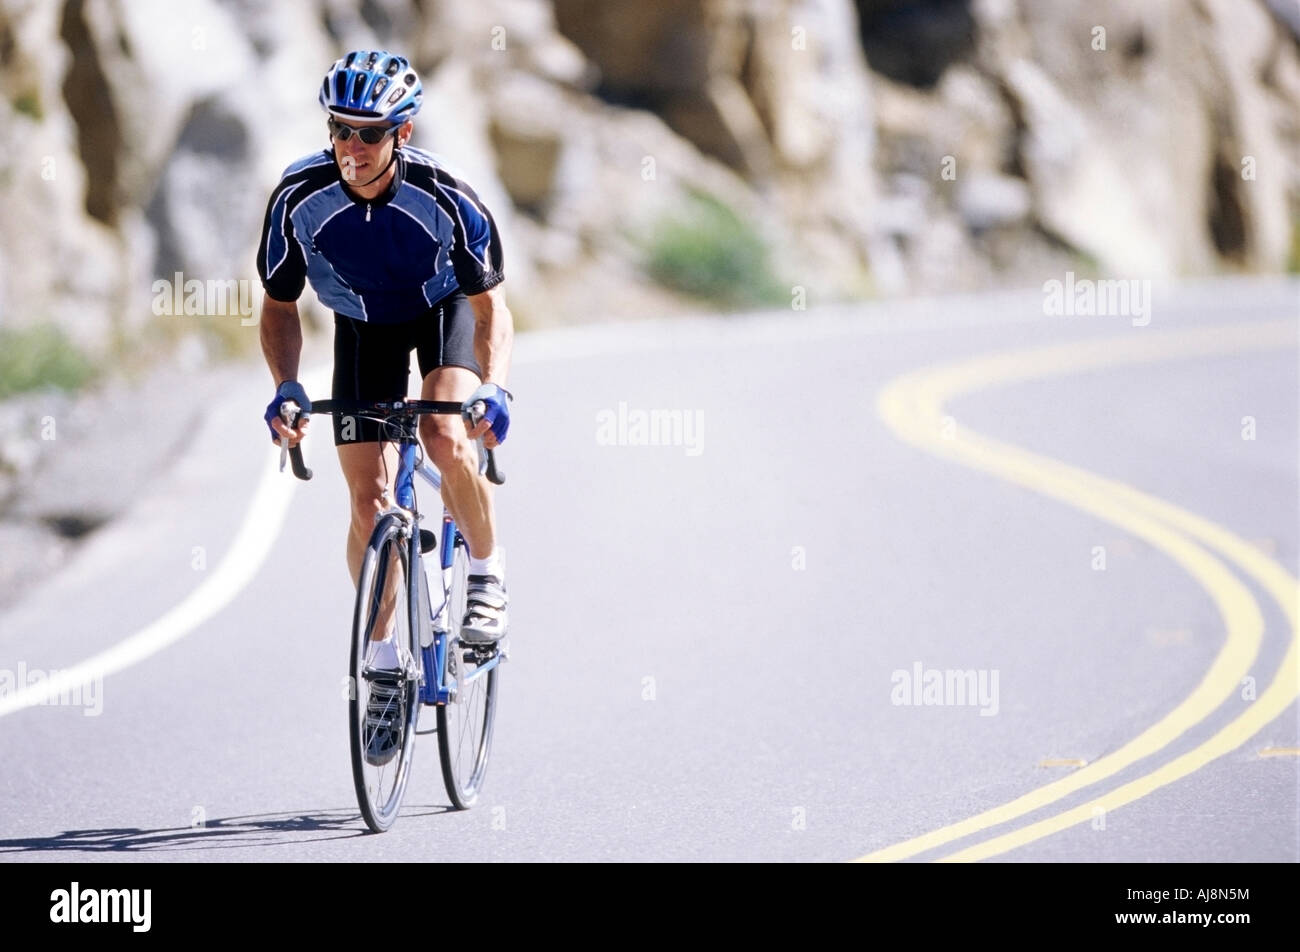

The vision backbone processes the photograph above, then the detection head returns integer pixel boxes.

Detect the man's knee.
[338,447,390,526]
[421,419,474,473]
[346,482,386,526]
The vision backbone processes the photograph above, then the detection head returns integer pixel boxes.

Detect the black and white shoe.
[461,574,508,644]
[363,671,404,766]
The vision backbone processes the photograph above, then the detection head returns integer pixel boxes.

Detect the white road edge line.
[0,369,329,719]
[0,447,298,717]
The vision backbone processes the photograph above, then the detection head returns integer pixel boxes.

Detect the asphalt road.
[1,278,1296,862]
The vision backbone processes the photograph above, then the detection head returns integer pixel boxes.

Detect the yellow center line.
[858,320,1297,862]
[939,503,1298,862]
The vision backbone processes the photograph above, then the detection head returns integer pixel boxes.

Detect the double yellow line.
[861,321,1298,862]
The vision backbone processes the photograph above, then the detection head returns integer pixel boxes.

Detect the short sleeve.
[435,172,505,296]
[257,179,308,302]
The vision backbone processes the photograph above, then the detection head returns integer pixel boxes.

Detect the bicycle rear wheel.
[436,532,499,809]
[349,513,420,832]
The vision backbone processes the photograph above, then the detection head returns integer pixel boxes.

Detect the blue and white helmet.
[319,50,422,124]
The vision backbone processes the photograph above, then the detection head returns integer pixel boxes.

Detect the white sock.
[369,632,400,670]
[469,547,503,580]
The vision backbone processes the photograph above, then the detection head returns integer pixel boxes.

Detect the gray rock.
[1003,57,1174,276]
[0,521,69,609]
[956,171,1031,231]
[488,76,566,212]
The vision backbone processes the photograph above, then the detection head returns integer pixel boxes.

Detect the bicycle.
[281,398,507,832]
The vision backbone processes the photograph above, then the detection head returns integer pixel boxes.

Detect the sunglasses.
[328,117,402,144]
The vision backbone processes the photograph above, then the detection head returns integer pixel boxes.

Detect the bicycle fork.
[418,516,457,706]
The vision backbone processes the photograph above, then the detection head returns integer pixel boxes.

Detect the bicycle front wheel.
[436,532,499,809]
[349,513,420,832]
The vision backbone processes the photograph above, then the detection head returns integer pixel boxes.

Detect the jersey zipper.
[366,202,371,222]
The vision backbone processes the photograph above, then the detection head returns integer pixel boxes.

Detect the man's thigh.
[336,439,401,505]
[331,314,414,445]
[414,293,481,387]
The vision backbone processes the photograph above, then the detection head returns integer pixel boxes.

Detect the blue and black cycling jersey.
[256,146,504,323]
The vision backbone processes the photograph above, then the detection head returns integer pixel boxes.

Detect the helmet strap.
[352,150,398,189]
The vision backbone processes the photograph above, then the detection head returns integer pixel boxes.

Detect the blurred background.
[0,0,1298,592]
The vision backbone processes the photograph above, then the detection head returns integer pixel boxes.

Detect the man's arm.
[260,296,303,386]
[260,295,309,446]
[466,285,514,448]
[468,284,513,388]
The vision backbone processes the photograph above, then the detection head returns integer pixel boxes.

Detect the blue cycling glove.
[462,383,513,444]
[264,380,312,443]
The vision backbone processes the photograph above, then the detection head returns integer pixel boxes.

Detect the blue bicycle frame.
[288,395,506,819]
[392,438,505,707]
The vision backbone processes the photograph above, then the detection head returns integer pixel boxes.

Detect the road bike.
[282,398,506,832]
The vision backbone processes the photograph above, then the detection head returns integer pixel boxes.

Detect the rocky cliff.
[0,0,1296,355]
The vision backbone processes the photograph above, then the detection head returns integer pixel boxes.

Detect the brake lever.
[462,400,506,485]
[279,401,313,480]
[463,401,489,475]
[278,401,299,472]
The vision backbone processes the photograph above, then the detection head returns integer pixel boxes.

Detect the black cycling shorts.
[331,293,481,444]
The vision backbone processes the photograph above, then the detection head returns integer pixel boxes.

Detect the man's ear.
[399,121,414,147]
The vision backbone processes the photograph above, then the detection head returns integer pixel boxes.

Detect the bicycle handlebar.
[276,402,314,481]
[311,398,465,415]
[285,398,507,486]
[288,440,313,481]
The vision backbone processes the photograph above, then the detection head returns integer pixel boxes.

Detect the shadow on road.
[0,805,457,853]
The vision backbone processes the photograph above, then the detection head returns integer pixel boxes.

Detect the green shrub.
[647,192,785,308]
[13,90,43,121]
[0,324,96,398]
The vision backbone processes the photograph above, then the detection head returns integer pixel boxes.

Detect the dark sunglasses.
[328,117,402,144]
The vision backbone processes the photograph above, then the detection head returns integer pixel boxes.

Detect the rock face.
[551,0,879,294]
[864,0,1300,289]
[0,0,1297,352]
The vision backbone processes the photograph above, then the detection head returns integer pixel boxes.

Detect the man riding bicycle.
[257,50,513,672]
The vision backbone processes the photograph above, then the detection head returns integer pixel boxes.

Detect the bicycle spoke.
[350,517,419,832]
[436,535,498,808]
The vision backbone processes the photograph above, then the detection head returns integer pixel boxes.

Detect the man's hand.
[264,380,312,447]
[462,382,512,449]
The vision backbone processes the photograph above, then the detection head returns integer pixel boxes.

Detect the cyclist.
[256,51,513,745]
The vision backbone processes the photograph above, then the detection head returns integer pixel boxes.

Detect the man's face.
[329,116,412,182]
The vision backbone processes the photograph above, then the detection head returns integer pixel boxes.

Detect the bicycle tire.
[436,531,499,809]
[349,512,421,832]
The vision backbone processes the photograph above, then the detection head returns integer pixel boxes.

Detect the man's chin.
[337,161,369,183]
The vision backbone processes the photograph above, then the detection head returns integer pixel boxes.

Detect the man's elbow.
[262,295,298,321]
